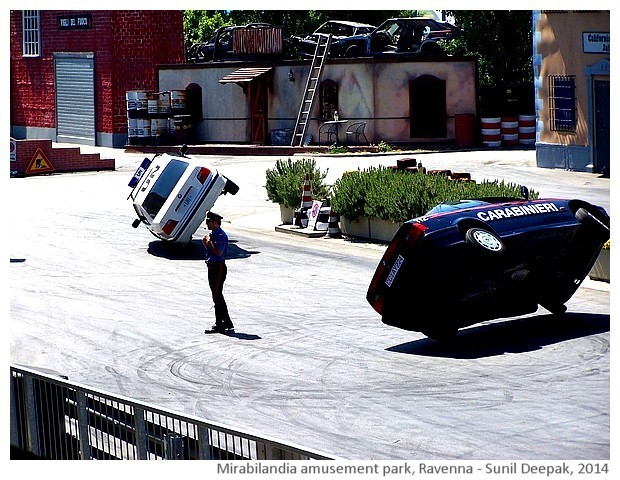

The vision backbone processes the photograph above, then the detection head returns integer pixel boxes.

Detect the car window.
[217,30,231,46]
[142,159,188,218]
[315,23,331,35]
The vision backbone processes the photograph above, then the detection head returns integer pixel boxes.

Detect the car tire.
[345,45,361,57]
[420,41,442,56]
[575,207,609,236]
[422,326,458,343]
[465,228,505,254]
[223,178,240,195]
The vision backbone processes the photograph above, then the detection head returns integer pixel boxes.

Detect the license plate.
[385,254,404,287]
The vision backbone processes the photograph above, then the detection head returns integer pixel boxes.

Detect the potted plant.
[265,158,329,224]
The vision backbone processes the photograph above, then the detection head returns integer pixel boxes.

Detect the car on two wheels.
[128,150,239,244]
[366,193,610,341]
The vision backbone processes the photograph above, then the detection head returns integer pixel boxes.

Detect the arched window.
[409,75,446,138]
[320,80,338,120]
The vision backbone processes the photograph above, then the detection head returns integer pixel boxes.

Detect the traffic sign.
[25,148,55,174]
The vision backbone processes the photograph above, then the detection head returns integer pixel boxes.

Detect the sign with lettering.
[582,32,610,53]
[57,14,92,30]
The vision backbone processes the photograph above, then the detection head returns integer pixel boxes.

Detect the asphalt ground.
[7,145,614,463]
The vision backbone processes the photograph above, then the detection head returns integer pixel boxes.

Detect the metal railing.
[10,365,334,460]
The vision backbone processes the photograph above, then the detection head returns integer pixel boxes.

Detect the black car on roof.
[368,17,461,56]
[187,23,274,62]
[366,194,610,342]
[293,20,376,58]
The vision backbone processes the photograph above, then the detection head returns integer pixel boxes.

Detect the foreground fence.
[10,365,334,460]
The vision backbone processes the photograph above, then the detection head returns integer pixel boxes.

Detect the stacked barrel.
[500,115,519,147]
[126,91,148,146]
[480,116,501,148]
[126,89,188,146]
[480,114,536,148]
[170,90,192,145]
[518,114,536,145]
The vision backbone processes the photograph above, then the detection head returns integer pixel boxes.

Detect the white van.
[128,152,238,243]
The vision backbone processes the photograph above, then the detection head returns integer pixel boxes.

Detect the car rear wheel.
[465,228,505,254]
[223,178,239,195]
[422,326,458,343]
[345,45,361,57]
[575,207,609,236]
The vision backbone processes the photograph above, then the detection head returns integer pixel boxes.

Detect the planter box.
[279,204,295,225]
[369,217,400,243]
[589,248,610,282]
[340,216,370,238]
[340,216,400,242]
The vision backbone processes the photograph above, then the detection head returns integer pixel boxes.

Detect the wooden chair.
[319,122,339,144]
[345,122,368,144]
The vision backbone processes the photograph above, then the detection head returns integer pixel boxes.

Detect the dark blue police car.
[366,193,610,341]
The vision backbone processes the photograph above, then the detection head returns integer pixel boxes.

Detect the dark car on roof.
[293,20,376,58]
[187,23,274,62]
[366,193,610,342]
[368,17,461,56]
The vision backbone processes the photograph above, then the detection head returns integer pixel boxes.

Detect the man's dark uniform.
[203,212,234,333]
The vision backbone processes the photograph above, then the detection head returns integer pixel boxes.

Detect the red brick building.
[10,10,185,147]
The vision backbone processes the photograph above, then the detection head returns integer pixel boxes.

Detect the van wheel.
[465,228,505,254]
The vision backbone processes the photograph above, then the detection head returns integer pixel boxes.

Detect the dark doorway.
[248,79,268,144]
[593,79,610,177]
[409,75,446,138]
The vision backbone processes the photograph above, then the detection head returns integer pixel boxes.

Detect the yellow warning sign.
[26,148,54,174]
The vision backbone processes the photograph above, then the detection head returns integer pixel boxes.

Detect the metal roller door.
[54,53,95,145]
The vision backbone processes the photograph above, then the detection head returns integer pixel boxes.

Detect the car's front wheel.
[465,227,505,254]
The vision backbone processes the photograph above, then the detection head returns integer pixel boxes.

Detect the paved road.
[8,147,610,460]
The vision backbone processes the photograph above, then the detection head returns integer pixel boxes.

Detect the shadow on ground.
[387,312,610,359]
[147,239,260,261]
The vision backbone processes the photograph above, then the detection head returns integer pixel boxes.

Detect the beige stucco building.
[533,10,609,175]
[158,56,477,147]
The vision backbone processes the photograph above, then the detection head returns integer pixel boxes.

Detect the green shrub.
[265,158,329,208]
[331,166,539,223]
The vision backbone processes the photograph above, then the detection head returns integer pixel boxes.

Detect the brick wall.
[10,10,185,137]
[10,139,115,176]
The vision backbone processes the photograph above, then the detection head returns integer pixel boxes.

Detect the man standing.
[203,211,234,333]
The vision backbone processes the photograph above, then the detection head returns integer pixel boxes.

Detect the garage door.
[54,53,95,145]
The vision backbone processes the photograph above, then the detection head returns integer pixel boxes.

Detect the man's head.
[206,211,223,230]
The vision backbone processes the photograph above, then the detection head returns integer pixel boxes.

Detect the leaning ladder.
[290,34,332,146]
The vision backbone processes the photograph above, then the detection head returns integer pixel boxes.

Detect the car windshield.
[142,159,188,218]
[425,199,488,215]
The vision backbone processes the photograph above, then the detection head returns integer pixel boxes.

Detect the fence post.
[10,375,19,447]
[24,375,41,457]
[198,426,213,459]
[76,391,91,460]
[134,407,148,460]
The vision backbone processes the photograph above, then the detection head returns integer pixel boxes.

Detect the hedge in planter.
[265,158,329,209]
[331,166,539,223]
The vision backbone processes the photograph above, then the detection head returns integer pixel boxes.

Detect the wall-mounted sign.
[583,32,610,53]
[57,14,92,30]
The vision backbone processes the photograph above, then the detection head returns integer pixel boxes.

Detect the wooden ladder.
[290,34,332,146]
